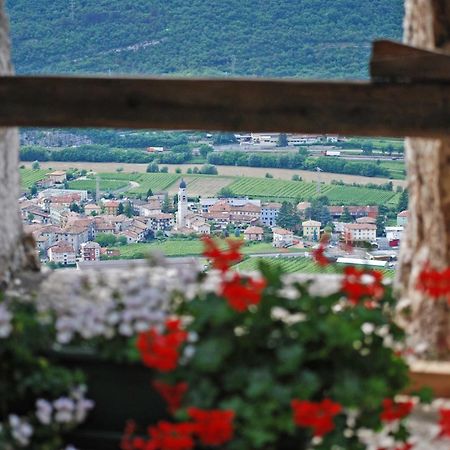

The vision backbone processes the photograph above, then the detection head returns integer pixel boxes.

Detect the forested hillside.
[6,0,403,78]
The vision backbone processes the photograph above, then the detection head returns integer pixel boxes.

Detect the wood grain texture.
[371,39,450,81]
[1,76,450,137]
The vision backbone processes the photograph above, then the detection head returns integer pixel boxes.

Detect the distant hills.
[6,0,403,78]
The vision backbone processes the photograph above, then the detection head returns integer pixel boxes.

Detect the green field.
[378,161,406,180]
[109,240,297,259]
[326,185,400,206]
[97,172,142,181]
[227,176,400,205]
[67,179,128,191]
[228,177,334,201]
[19,168,48,188]
[126,173,181,195]
[235,257,395,278]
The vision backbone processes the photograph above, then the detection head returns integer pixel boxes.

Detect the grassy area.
[19,168,48,188]
[235,256,395,278]
[126,173,181,195]
[227,176,400,205]
[378,161,406,180]
[109,240,298,259]
[67,179,128,191]
[228,177,334,201]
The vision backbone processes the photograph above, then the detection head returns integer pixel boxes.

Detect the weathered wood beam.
[371,39,450,81]
[0,76,450,137]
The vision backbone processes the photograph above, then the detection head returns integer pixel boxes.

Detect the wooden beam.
[371,40,450,81]
[1,75,450,137]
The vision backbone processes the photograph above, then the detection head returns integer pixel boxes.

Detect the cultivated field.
[126,173,180,195]
[110,240,286,259]
[167,175,234,196]
[326,185,401,206]
[235,256,395,278]
[19,168,48,188]
[67,179,128,191]
[23,162,407,188]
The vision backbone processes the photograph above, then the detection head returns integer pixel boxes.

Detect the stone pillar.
[397,0,450,358]
[0,1,33,285]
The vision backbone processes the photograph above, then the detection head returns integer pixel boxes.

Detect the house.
[386,226,404,242]
[190,218,211,235]
[147,213,174,232]
[84,204,101,215]
[397,210,409,227]
[343,223,377,243]
[103,200,121,215]
[80,241,101,261]
[229,203,261,224]
[296,202,311,217]
[302,220,321,241]
[38,188,88,202]
[260,202,282,227]
[47,243,76,266]
[139,200,162,217]
[46,171,67,184]
[329,206,378,220]
[54,225,89,252]
[244,226,264,241]
[272,227,294,248]
[356,216,377,224]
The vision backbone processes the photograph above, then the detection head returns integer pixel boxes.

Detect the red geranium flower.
[202,236,243,272]
[417,264,450,303]
[341,266,384,306]
[380,399,413,422]
[438,408,450,437]
[312,234,331,266]
[137,319,188,372]
[148,421,195,450]
[221,273,266,312]
[188,407,235,446]
[153,381,188,414]
[291,398,342,437]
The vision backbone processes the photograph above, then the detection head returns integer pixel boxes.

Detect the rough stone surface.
[397,0,450,357]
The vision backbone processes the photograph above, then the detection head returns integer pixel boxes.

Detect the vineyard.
[67,179,128,192]
[235,256,395,278]
[125,173,181,195]
[227,177,400,205]
[228,177,333,201]
[19,168,48,189]
[167,175,234,196]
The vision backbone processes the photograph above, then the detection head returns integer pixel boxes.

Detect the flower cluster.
[220,272,266,312]
[291,398,342,437]
[202,236,243,271]
[152,381,188,415]
[312,234,331,267]
[122,408,235,450]
[417,264,450,303]
[137,319,188,372]
[35,387,94,426]
[341,266,384,306]
[380,399,414,423]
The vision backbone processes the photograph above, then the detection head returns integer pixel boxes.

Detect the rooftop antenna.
[316,167,322,194]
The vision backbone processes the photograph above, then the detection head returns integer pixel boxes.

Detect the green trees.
[341,207,353,223]
[30,184,38,196]
[117,203,125,215]
[199,144,213,159]
[218,187,235,198]
[124,201,134,218]
[199,164,218,175]
[161,194,172,213]
[397,189,408,212]
[31,160,40,170]
[95,233,117,247]
[213,133,237,145]
[305,197,331,226]
[277,202,300,231]
[146,162,159,173]
[70,202,81,213]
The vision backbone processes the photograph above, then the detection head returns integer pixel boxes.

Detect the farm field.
[67,179,128,191]
[109,240,297,259]
[24,162,406,188]
[19,168,48,188]
[228,177,334,201]
[167,175,234,196]
[326,185,400,206]
[378,161,406,180]
[126,173,181,195]
[235,256,395,278]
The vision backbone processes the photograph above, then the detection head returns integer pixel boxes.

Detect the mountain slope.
[6,0,403,78]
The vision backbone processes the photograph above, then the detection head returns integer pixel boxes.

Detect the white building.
[177,179,188,229]
[272,227,294,248]
[47,243,76,265]
[343,223,377,243]
[386,226,404,242]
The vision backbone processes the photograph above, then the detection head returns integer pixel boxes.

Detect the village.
[19,169,408,270]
